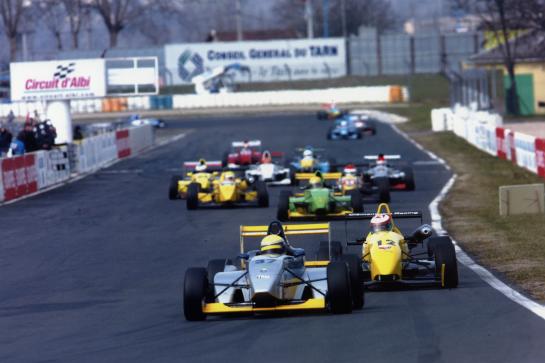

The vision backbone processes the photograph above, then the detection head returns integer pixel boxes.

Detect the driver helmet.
[261,150,272,164]
[343,164,357,176]
[377,154,386,166]
[370,213,393,232]
[303,149,313,158]
[222,171,236,184]
[242,140,250,149]
[260,234,287,255]
[195,159,207,172]
[309,175,323,188]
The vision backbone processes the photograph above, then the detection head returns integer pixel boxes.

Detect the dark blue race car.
[327,117,362,140]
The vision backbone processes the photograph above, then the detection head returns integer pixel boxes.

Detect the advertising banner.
[496,127,507,160]
[10,59,106,101]
[164,38,347,85]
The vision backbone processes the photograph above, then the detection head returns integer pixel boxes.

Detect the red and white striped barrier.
[1,154,38,202]
[1,124,154,203]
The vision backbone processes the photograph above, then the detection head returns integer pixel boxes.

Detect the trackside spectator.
[17,122,38,152]
[35,119,57,150]
[7,110,15,124]
[9,138,25,156]
[0,124,13,157]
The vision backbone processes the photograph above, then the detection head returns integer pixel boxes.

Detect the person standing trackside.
[0,124,13,157]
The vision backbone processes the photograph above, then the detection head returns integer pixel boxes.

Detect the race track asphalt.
[1,114,544,363]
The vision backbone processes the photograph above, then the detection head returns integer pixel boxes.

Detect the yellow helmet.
[260,234,286,254]
[309,176,322,188]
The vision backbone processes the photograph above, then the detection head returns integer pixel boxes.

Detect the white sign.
[105,57,159,95]
[164,38,346,85]
[10,59,106,101]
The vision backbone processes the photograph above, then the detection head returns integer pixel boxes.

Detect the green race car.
[277,174,363,221]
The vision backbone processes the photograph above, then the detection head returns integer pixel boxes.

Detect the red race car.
[222,140,263,168]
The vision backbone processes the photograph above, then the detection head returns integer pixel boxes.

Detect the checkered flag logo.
[53,63,76,80]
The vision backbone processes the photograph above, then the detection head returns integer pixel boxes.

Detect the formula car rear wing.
[183,160,222,172]
[239,222,331,267]
[363,154,401,160]
[295,172,342,181]
[232,140,261,148]
[345,211,422,222]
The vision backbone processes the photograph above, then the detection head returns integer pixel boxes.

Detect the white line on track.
[389,122,545,321]
[0,132,187,207]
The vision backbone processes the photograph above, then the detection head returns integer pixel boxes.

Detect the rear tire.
[430,236,458,288]
[277,191,292,221]
[317,241,343,260]
[327,262,352,314]
[340,254,364,309]
[256,181,269,207]
[169,175,182,200]
[375,177,391,203]
[183,267,208,321]
[222,151,229,167]
[328,158,337,172]
[348,190,363,213]
[186,183,199,210]
[401,166,415,191]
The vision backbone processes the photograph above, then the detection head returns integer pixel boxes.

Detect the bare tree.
[92,0,147,47]
[455,0,523,114]
[36,0,66,51]
[62,0,90,49]
[0,0,28,61]
[273,0,398,38]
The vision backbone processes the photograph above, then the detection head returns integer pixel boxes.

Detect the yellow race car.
[186,170,269,210]
[336,203,458,288]
[168,160,222,200]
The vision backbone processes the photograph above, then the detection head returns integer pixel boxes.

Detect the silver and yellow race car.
[183,221,362,320]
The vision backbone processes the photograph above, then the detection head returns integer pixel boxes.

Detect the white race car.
[245,163,291,185]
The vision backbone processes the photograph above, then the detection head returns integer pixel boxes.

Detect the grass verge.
[396,106,545,302]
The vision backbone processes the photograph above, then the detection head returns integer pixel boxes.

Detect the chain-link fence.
[349,28,483,76]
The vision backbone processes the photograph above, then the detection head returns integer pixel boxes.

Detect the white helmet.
[195,159,207,172]
[303,149,313,158]
[343,164,357,175]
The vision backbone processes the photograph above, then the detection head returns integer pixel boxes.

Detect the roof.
[469,32,545,65]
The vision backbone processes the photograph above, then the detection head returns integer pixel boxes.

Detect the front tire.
[348,189,363,213]
[340,254,364,309]
[327,262,352,314]
[401,166,415,191]
[256,181,269,207]
[430,236,458,288]
[277,191,292,221]
[186,183,199,210]
[183,267,208,321]
[169,175,182,200]
[375,177,391,203]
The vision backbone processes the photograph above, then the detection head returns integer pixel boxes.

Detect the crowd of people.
[0,112,57,158]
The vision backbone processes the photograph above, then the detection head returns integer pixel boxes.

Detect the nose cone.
[370,239,402,279]
[219,184,236,201]
[249,257,283,305]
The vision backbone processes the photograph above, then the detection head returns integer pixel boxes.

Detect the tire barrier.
[432,106,545,180]
[0,86,408,118]
[1,124,154,203]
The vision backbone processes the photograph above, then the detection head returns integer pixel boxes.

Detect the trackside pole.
[46,100,73,143]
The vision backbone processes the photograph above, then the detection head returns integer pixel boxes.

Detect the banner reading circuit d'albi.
[164,38,346,85]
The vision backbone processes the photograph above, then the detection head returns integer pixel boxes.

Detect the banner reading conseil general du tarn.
[164,38,346,85]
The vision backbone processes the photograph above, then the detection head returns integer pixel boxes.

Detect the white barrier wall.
[128,124,154,154]
[1,85,408,117]
[514,132,537,173]
[431,106,545,180]
[171,86,403,109]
